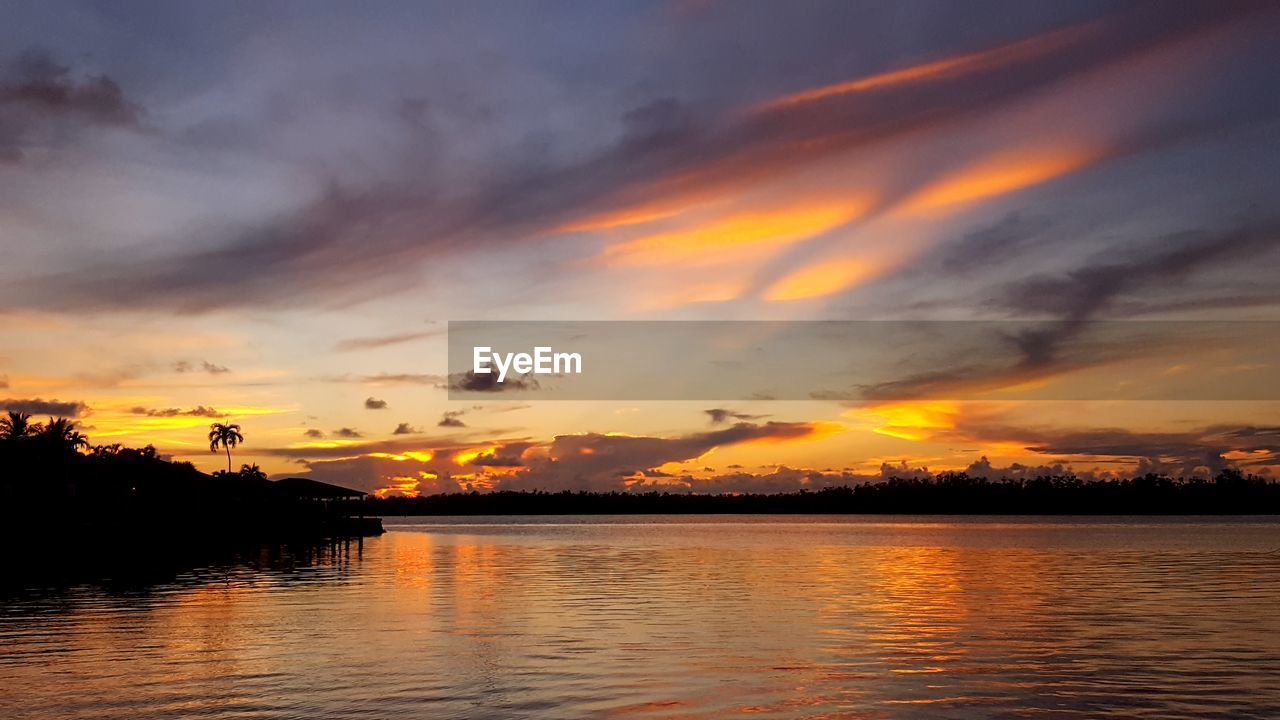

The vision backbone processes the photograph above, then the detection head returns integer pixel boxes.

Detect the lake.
[3,516,1280,719]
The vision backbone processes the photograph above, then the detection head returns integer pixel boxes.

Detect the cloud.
[333,427,363,438]
[446,371,540,393]
[303,428,325,438]
[174,360,231,375]
[437,410,467,428]
[0,48,142,162]
[986,221,1280,377]
[995,223,1280,323]
[846,219,1280,401]
[0,375,7,389]
[9,2,1263,312]
[129,405,224,418]
[874,403,1278,478]
[0,397,89,417]
[299,454,469,496]
[278,420,829,495]
[361,373,443,384]
[495,420,833,491]
[364,396,388,410]
[927,212,1055,275]
[692,466,868,494]
[334,329,443,351]
[318,373,445,385]
[705,408,768,425]
[392,422,420,435]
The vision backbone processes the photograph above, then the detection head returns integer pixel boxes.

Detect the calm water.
[3,516,1280,719]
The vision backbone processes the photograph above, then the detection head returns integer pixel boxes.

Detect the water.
[3,516,1280,719]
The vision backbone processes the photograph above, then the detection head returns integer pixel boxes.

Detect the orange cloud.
[738,420,845,446]
[753,21,1101,113]
[454,446,497,466]
[602,199,869,267]
[554,187,729,233]
[635,276,748,310]
[374,475,422,499]
[764,258,877,301]
[369,450,436,462]
[901,145,1100,214]
[853,402,960,441]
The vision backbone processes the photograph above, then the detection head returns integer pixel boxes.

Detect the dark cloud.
[935,212,1055,275]
[848,220,1280,401]
[996,223,1280,322]
[299,455,469,495]
[303,428,325,438]
[0,48,142,161]
[705,408,768,425]
[0,397,89,417]
[364,396,388,410]
[129,405,224,418]
[446,371,541,393]
[392,422,420,435]
[694,466,861,494]
[319,373,445,385]
[930,409,1279,478]
[993,221,1280,371]
[174,360,231,375]
[333,427,363,438]
[281,421,823,494]
[362,373,441,384]
[472,454,524,467]
[437,410,467,428]
[494,421,825,491]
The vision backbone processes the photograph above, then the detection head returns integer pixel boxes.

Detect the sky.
[2,0,1279,496]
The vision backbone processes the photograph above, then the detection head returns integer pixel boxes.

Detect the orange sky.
[2,2,1278,496]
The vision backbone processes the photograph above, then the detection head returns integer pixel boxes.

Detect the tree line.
[370,471,1279,515]
[0,412,264,486]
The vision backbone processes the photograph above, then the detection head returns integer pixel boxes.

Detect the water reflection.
[3,517,1280,719]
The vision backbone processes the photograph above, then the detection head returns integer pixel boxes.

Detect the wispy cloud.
[334,329,443,351]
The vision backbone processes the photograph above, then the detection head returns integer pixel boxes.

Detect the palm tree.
[0,411,36,441]
[239,463,267,481]
[41,417,90,452]
[208,422,244,474]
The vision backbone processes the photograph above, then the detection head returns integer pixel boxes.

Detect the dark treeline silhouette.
[372,471,1280,515]
[0,412,380,583]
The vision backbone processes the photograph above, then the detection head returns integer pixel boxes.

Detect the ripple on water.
[2,516,1279,719]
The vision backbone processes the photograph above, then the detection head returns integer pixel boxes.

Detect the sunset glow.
[0,0,1274,498]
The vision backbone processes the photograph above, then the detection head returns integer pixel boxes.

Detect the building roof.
[273,477,366,499]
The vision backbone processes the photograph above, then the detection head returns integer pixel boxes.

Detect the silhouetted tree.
[239,463,267,481]
[208,422,244,474]
[40,417,89,453]
[0,411,38,441]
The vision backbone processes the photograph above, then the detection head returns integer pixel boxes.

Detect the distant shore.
[368,472,1280,515]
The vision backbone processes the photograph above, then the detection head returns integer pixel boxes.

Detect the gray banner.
[447,320,1280,401]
